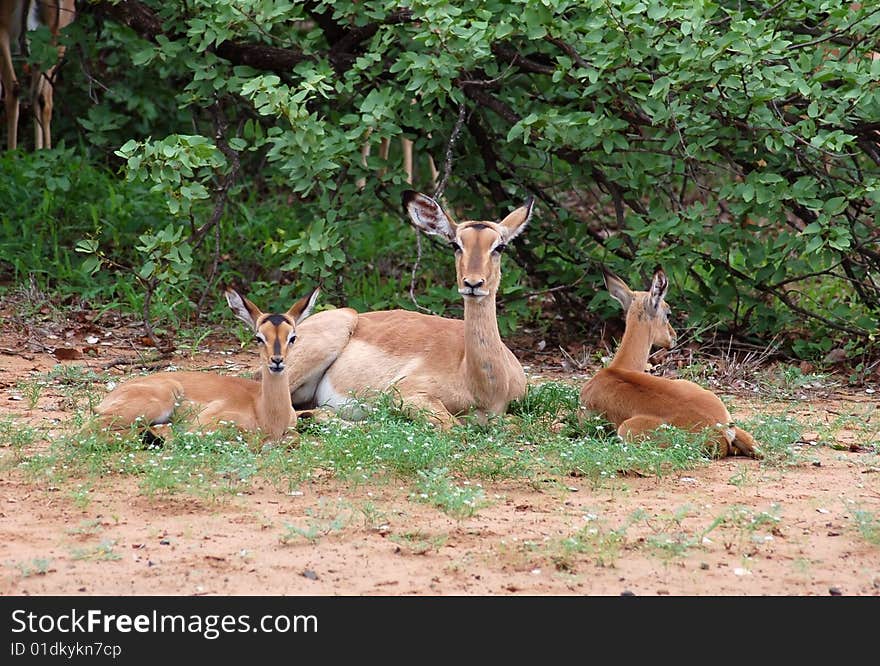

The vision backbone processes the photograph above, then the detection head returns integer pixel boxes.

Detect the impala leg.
[33,69,55,149]
[704,424,762,459]
[95,381,180,432]
[286,308,359,406]
[401,136,413,184]
[576,400,605,426]
[617,415,669,443]
[356,135,371,190]
[399,390,459,430]
[383,375,457,429]
[295,408,335,423]
[427,153,439,189]
[730,426,761,459]
[377,136,391,179]
[0,27,19,150]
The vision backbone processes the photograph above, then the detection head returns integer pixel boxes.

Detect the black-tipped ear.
[225,288,263,329]
[288,287,320,324]
[648,267,669,314]
[601,267,634,313]
[403,190,457,240]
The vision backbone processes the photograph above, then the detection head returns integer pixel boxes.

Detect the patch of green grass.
[279,500,354,544]
[852,509,880,546]
[638,505,706,560]
[47,364,110,413]
[20,420,260,498]
[137,427,260,497]
[356,501,389,531]
[411,467,488,520]
[66,519,103,537]
[11,381,809,504]
[71,540,121,562]
[176,327,215,357]
[15,377,45,409]
[543,426,712,487]
[704,504,782,554]
[283,392,530,483]
[0,417,38,468]
[389,531,447,555]
[822,406,879,453]
[753,364,838,400]
[285,384,714,491]
[11,558,53,578]
[69,485,92,509]
[552,520,629,570]
[743,414,803,467]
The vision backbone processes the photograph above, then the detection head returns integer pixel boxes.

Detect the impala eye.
[253,333,265,344]
[449,241,462,252]
[288,333,297,344]
[493,243,507,254]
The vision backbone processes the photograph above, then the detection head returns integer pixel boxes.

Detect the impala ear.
[402,190,457,241]
[288,287,320,324]
[225,288,263,329]
[498,196,534,243]
[647,267,669,314]
[602,267,634,313]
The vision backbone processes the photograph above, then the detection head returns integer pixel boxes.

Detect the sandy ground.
[0,309,878,596]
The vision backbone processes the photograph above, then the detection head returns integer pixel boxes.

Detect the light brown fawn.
[579,267,759,458]
[96,287,318,443]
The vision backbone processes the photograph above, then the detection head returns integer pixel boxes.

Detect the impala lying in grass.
[95,287,318,443]
[579,267,760,458]
[282,190,533,429]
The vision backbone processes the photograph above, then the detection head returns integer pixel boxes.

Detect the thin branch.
[786,5,880,51]
[193,101,241,319]
[433,102,468,200]
[407,232,437,315]
[407,100,468,315]
[693,250,869,338]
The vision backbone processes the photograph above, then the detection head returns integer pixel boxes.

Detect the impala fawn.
[96,287,318,443]
[579,267,760,458]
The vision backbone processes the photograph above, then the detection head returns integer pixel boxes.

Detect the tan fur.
[96,288,318,442]
[0,0,76,150]
[579,267,760,458]
[286,191,533,429]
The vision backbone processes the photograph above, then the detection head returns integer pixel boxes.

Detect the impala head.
[603,266,677,349]
[226,287,320,375]
[403,191,533,300]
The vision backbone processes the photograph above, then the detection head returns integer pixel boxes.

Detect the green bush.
[5,1,880,359]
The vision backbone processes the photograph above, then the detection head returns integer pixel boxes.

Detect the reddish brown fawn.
[579,267,760,458]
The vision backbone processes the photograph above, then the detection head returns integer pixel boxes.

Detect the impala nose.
[462,278,485,290]
[268,356,285,373]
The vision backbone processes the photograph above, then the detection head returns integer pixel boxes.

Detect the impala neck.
[463,293,506,395]
[258,368,294,439]
[608,310,652,372]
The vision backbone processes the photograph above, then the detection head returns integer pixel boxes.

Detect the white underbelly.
[315,375,368,420]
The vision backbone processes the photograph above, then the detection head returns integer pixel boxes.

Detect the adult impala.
[285,190,533,428]
[579,267,760,458]
[0,0,76,150]
[96,287,319,442]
